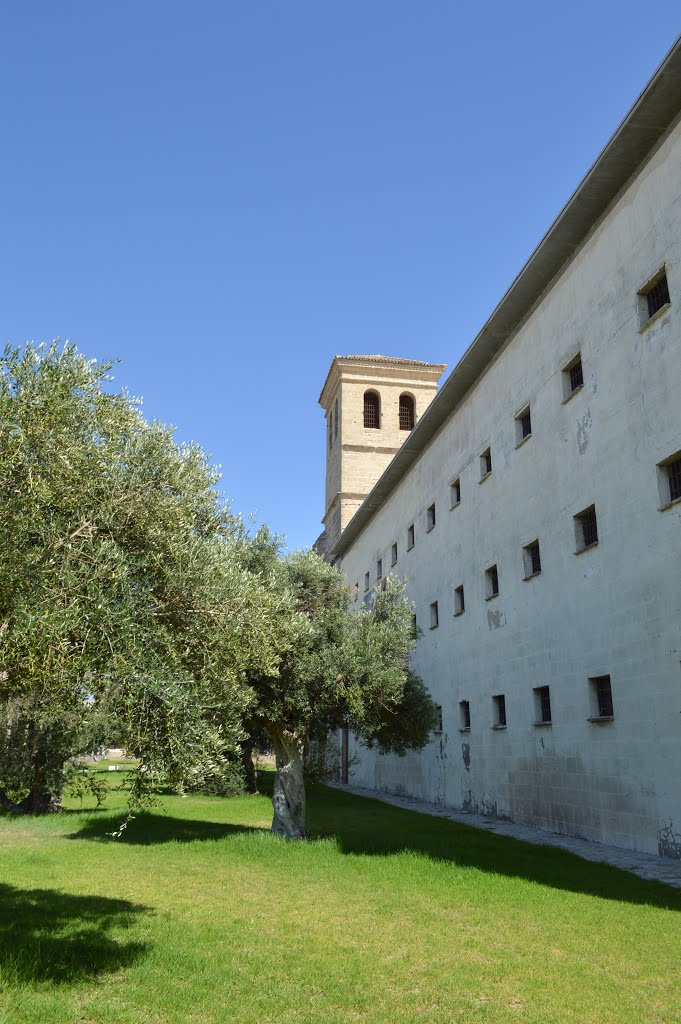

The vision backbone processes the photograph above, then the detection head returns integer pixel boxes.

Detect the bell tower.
[317,355,446,557]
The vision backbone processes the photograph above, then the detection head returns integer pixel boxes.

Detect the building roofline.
[332,34,681,559]
[318,354,447,407]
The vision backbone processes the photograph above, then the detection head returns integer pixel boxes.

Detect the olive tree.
[246,550,438,838]
[0,342,296,813]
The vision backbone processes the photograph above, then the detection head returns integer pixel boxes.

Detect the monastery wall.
[335,113,681,857]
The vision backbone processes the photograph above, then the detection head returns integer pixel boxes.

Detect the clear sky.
[2,4,679,550]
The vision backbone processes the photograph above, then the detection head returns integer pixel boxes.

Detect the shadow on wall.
[0,883,150,985]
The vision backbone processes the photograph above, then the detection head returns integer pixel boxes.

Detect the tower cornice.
[319,355,446,409]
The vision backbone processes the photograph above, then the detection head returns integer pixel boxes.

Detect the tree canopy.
[245,550,438,837]
[0,342,437,837]
[0,342,298,812]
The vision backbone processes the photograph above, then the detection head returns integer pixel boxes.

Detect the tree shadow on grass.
[267,774,681,913]
[67,774,681,912]
[68,812,264,845]
[0,883,149,985]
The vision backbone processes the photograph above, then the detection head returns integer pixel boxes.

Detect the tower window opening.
[399,393,415,431]
[364,391,380,429]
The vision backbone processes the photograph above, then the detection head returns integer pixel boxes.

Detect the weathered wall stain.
[505,751,655,843]
[462,742,471,773]
[577,407,592,454]
[658,820,681,859]
[487,608,506,630]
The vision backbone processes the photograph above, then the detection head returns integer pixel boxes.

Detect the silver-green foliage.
[0,342,297,811]
[247,550,438,837]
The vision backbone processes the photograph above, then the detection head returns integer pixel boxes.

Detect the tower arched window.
[399,393,415,431]
[334,398,339,438]
[363,390,380,429]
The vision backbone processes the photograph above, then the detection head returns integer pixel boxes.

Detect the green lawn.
[1,767,680,1024]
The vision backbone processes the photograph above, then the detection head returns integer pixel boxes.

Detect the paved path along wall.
[329,782,681,890]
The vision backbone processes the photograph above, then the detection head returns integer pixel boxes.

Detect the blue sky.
[2,4,679,550]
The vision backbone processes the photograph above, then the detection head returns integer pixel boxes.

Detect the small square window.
[426,503,436,531]
[588,675,614,721]
[459,700,471,731]
[480,448,492,481]
[376,558,382,581]
[492,693,506,728]
[433,705,443,733]
[515,405,532,444]
[639,268,670,328]
[407,524,415,549]
[657,451,681,507]
[562,353,583,401]
[429,601,439,629]
[523,540,541,578]
[364,571,370,592]
[391,542,398,565]
[450,477,461,507]
[533,685,552,724]
[574,505,598,552]
[454,584,465,616]
[485,564,499,599]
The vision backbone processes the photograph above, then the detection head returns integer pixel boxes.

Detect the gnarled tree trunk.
[269,727,306,839]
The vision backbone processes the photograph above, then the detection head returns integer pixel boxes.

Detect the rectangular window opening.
[364,571,370,592]
[562,353,583,400]
[459,700,471,731]
[493,694,507,728]
[454,584,465,616]
[376,558,382,581]
[485,564,499,599]
[450,477,461,507]
[480,447,492,481]
[426,503,436,531]
[515,405,532,444]
[523,540,542,578]
[391,542,398,565]
[429,601,439,629]
[407,524,415,550]
[534,685,552,724]
[639,268,671,328]
[589,675,614,720]
[433,705,443,733]
[575,505,598,552]
[657,451,681,506]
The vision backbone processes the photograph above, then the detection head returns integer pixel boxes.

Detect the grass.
[1,766,680,1024]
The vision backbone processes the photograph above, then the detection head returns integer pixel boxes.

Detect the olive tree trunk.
[269,727,306,839]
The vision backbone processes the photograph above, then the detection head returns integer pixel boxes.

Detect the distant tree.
[246,550,438,838]
[0,342,295,813]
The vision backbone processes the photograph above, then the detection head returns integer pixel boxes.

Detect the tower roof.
[318,354,447,407]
